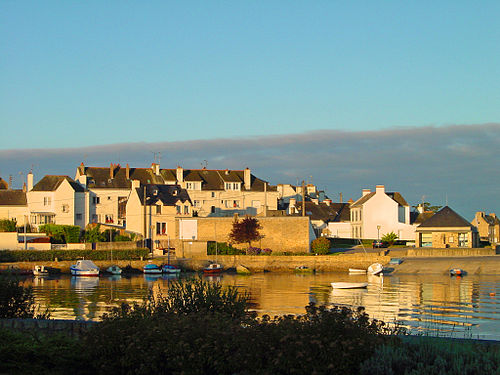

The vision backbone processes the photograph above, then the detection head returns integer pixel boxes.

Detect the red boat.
[203,263,223,274]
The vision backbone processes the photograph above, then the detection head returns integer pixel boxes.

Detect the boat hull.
[70,268,99,277]
[348,268,366,274]
[331,282,368,289]
[367,263,383,275]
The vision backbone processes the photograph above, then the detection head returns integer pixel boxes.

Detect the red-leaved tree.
[228,216,263,248]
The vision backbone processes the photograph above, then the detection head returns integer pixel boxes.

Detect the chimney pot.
[362,189,371,197]
[126,164,130,179]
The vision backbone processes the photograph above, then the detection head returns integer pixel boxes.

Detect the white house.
[350,185,415,241]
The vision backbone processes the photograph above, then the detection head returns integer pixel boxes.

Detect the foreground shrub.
[0,329,89,375]
[0,219,16,232]
[360,337,500,375]
[0,276,49,319]
[86,279,395,375]
[311,237,331,254]
[39,224,81,243]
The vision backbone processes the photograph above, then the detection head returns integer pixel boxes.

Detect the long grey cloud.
[1,123,499,219]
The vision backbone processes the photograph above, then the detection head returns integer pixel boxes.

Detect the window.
[156,222,167,235]
[92,196,100,205]
[184,205,189,215]
[211,206,216,214]
[43,196,51,206]
[233,200,240,208]
[194,200,201,207]
[105,214,114,223]
[62,204,69,213]
[225,183,231,190]
[176,205,181,214]
[76,213,82,220]
[211,192,215,198]
[186,182,193,190]
[156,205,161,214]
[107,196,111,200]
[92,214,97,222]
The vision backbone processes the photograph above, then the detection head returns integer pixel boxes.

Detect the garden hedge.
[0,249,149,262]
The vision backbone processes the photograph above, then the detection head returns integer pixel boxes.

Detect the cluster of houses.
[0,162,498,250]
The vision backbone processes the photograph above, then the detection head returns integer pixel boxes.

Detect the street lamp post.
[377,225,381,241]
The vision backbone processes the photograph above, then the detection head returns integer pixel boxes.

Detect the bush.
[0,276,49,319]
[86,299,394,375]
[246,246,261,255]
[0,329,89,374]
[311,237,331,254]
[381,231,398,246]
[360,337,500,375]
[39,224,81,243]
[0,249,149,262]
[0,219,16,232]
[207,241,244,255]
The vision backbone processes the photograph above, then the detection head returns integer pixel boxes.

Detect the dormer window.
[225,182,241,191]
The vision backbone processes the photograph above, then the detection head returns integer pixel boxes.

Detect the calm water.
[21,272,500,340]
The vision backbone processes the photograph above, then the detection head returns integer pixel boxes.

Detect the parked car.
[372,240,389,248]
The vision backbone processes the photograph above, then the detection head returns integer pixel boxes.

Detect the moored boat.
[70,260,100,276]
[348,268,367,274]
[295,265,314,273]
[203,263,223,274]
[143,262,162,274]
[331,282,368,289]
[106,265,122,275]
[162,264,181,274]
[367,263,383,275]
[33,265,49,276]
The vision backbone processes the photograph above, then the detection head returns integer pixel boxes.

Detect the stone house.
[349,185,415,241]
[126,184,193,249]
[471,211,499,245]
[27,174,87,229]
[415,206,478,248]
[76,163,278,228]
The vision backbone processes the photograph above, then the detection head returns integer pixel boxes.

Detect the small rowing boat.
[331,282,368,289]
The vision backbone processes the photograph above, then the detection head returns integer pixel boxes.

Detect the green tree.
[381,231,398,246]
[228,216,263,248]
[412,202,442,213]
[311,237,331,254]
[0,219,16,232]
[84,224,103,243]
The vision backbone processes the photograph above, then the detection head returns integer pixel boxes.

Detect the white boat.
[106,265,122,275]
[33,265,49,276]
[331,282,368,289]
[348,268,367,274]
[367,263,383,275]
[203,263,223,274]
[70,260,100,276]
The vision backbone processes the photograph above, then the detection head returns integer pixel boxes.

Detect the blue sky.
[1,2,500,218]
[2,1,500,149]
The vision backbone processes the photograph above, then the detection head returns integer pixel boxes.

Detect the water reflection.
[21,272,500,340]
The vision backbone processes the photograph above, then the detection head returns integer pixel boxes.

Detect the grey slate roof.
[298,202,350,223]
[80,165,275,192]
[417,206,473,228]
[410,211,435,225]
[32,176,85,192]
[0,190,27,206]
[136,185,191,206]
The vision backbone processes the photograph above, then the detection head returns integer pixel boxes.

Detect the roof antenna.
[445,193,448,207]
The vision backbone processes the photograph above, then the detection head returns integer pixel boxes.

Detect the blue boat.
[143,262,162,274]
[162,264,181,275]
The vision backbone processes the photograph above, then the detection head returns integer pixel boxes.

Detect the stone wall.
[406,247,496,257]
[178,216,311,256]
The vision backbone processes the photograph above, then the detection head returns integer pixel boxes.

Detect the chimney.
[79,162,85,175]
[78,174,87,187]
[375,185,385,194]
[110,163,114,179]
[131,180,140,189]
[151,163,160,176]
[491,213,497,219]
[362,189,371,197]
[244,168,251,190]
[126,164,130,179]
[417,204,424,214]
[176,166,183,183]
[27,172,33,191]
[324,199,332,206]
[22,183,26,192]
